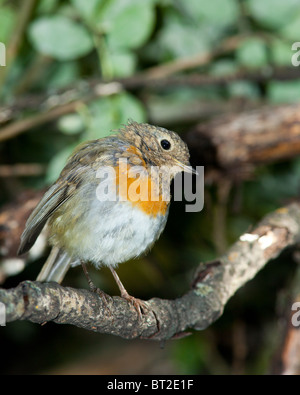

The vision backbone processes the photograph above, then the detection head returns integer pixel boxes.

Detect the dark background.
[1,0,300,374]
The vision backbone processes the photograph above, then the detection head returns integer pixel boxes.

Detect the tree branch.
[1,66,299,124]
[187,103,300,181]
[1,63,299,141]
[1,202,300,340]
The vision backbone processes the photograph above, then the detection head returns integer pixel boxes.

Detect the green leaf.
[228,81,260,99]
[236,38,268,68]
[116,92,146,123]
[270,39,294,66]
[280,12,300,41]
[37,0,60,14]
[267,80,300,103]
[183,0,239,26]
[109,51,137,77]
[84,99,117,140]
[58,114,84,135]
[155,12,210,59]
[47,62,80,89]
[97,0,155,49]
[85,93,146,140]
[210,60,238,76]
[28,15,94,60]
[71,0,105,21]
[0,6,15,43]
[247,0,300,29]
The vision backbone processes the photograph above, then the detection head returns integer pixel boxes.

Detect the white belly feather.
[83,200,168,267]
[52,197,168,268]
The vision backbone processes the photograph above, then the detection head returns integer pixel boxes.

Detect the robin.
[18,121,196,316]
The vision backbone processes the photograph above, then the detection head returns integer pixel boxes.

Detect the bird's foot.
[120,290,149,319]
[81,261,112,313]
[90,284,112,306]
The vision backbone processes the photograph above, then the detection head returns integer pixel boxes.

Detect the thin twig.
[0,101,83,142]
[0,163,45,177]
[0,82,123,142]
[140,34,244,79]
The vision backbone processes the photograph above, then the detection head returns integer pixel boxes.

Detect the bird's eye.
[160,139,171,150]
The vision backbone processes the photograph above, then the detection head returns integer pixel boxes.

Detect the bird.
[18,120,196,316]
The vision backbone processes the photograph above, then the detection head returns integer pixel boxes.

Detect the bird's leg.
[81,262,111,307]
[109,267,148,319]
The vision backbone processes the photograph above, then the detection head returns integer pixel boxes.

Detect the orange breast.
[114,159,169,217]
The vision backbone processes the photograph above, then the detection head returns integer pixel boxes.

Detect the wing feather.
[18,182,74,255]
[18,136,122,255]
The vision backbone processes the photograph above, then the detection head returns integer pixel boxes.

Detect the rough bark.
[187,103,300,179]
[1,202,300,341]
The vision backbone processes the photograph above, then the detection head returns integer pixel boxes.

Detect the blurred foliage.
[1,0,300,375]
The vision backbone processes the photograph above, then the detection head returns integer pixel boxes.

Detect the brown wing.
[17,138,114,255]
[17,180,76,255]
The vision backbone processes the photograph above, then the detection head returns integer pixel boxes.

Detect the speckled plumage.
[18,121,194,313]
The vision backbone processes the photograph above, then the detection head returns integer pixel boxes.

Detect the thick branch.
[187,103,300,179]
[1,203,300,340]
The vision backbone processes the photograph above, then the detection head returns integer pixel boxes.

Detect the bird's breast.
[114,160,169,217]
[49,175,170,267]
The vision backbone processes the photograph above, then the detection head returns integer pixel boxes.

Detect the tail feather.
[37,247,73,283]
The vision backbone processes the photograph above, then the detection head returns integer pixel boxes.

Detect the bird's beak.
[174,160,198,175]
